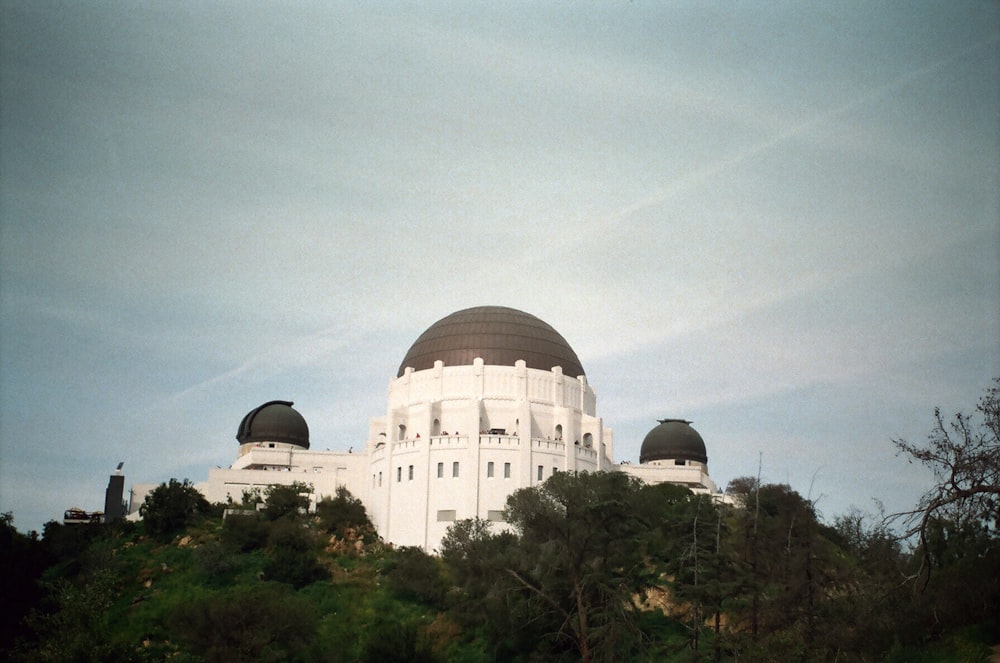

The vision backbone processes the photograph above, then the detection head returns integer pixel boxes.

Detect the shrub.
[316,487,371,536]
[262,547,327,589]
[168,583,317,663]
[221,514,269,552]
[267,518,315,552]
[359,610,438,663]
[139,479,209,540]
[384,546,446,607]
[193,541,237,581]
[263,483,311,521]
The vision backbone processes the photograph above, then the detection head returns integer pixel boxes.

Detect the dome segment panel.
[397,306,585,377]
[639,419,707,464]
[236,400,310,449]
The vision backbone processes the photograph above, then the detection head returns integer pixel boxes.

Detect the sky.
[1,1,998,534]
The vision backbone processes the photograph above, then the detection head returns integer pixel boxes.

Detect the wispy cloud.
[607,35,1000,231]
[169,326,355,404]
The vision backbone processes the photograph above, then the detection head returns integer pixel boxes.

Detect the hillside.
[2,474,998,663]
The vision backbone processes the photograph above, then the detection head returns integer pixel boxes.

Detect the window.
[537,465,543,481]
[487,510,505,522]
[487,461,494,478]
[452,461,460,478]
[378,472,382,487]
[437,510,456,522]
[372,474,376,488]
[504,462,511,479]
[437,462,443,478]
[408,465,414,480]
[553,467,558,476]
[396,467,401,482]
[674,459,687,466]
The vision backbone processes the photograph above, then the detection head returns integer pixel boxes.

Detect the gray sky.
[2,1,998,533]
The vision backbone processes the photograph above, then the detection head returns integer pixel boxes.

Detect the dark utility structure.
[103,462,126,521]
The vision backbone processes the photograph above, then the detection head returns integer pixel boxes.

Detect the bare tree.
[889,377,1000,581]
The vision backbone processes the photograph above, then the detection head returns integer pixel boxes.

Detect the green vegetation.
[139,478,211,540]
[1,380,997,661]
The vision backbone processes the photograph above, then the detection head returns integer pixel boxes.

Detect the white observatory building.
[366,306,615,549]
[137,305,719,551]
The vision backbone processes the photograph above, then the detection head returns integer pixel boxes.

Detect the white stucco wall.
[367,359,614,550]
[197,448,368,508]
[617,461,717,494]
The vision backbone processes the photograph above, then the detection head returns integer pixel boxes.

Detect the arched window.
[555,424,563,440]
[583,433,593,448]
[398,424,407,441]
[432,418,441,436]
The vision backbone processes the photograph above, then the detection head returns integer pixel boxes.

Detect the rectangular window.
[372,474,376,488]
[504,462,511,479]
[487,461,494,478]
[537,465,543,481]
[674,459,686,466]
[437,509,456,522]
[408,465,414,480]
[452,461,460,478]
[437,462,443,478]
[378,472,382,487]
[396,467,401,482]
[487,510,505,522]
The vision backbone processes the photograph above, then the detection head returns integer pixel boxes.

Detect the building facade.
[131,306,719,552]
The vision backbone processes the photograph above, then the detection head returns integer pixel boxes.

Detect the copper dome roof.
[639,419,707,464]
[397,306,585,378]
[236,400,310,449]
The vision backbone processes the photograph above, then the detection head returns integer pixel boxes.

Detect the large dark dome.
[639,419,707,464]
[397,306,585,378]
[236,401,310,449]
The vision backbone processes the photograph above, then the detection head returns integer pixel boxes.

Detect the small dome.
[639,419,707,464]
[236,401,309,449]
[398,306,585,377]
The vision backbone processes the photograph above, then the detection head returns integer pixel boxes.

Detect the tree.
[17,566,143,663]
[439,518,529,657]
[139,478,209,539]
[263,482,312,521]
[315,486,372,538]
[501,471,665,663]
[722,480,859,662]
[221,512,269,552]
[657,492,743,662]
[383,546,446,606]
[262,514,326,588]
[890,377,1000,581]
[1,513,45,657]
